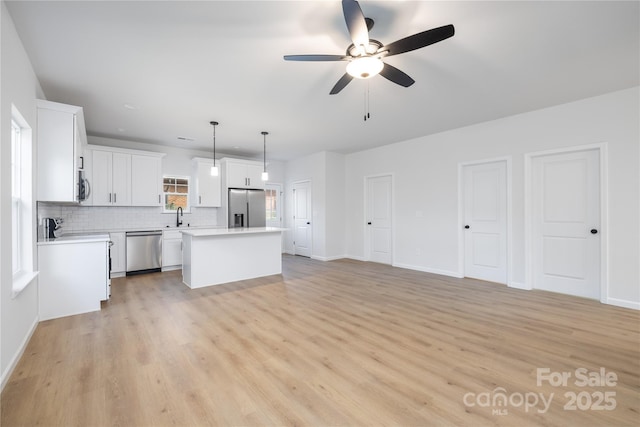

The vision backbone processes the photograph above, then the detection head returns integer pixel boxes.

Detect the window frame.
[11,119,22,275]
[11,105,38,297]
[162,175,191,213]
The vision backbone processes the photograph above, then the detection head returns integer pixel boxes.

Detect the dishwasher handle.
[126,230,162,237]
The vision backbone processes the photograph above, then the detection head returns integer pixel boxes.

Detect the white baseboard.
[1,316,39,392]
[392,262,463,278]
[606,297,640,310]
[508,281,531,290]
[344,255,366,262]
[161,266,182,273]
[311,255,346,262]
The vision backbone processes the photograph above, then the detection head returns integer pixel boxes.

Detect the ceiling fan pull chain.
[367,81,371,120]
[364,85,367,121]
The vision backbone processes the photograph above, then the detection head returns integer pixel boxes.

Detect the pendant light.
[261,131,269,181]
[210,121,219,176]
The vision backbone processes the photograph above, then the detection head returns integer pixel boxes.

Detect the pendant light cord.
[210,121,218,167]
[261,131,269,172]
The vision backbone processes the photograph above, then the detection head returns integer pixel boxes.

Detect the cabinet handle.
[114,193,117,203]
[199,195,202,204]
[109,193,112,203]
[79,156,84,170]
[158,194,161,204]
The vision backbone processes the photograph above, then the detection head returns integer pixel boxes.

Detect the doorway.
[292,180,312,257]
[528,147,602,300]
[461,160,509,284]
[365,174,393,265]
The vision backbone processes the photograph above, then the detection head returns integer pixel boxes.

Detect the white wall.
[283,151,346,260]
[1,1,44,387]
[345,87,639,308]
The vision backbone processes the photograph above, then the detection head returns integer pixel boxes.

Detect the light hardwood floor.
[2,255,639,426]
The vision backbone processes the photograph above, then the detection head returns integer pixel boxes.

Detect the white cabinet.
[87,146,164,207]
[131,155,162,206]
[191,158,221,207]
[91,150,131,206]
[109,232,126,276]
[224,158,265,189]
[36,100,87,202]
[162,229,182,270]
[38,240,109,321]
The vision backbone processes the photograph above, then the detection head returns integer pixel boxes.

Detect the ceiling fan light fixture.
[346,56,383,79]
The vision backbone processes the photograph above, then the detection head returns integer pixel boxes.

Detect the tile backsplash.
[37,203,219,235]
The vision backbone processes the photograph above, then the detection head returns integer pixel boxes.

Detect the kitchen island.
[181,227,284,288]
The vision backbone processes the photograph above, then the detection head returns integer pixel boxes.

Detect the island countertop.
[180,227,285,237]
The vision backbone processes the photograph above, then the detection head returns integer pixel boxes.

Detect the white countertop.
[181,227,285,237]
[37,233,111,246]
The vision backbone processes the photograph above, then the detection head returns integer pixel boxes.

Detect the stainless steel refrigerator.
[228,189,266,228]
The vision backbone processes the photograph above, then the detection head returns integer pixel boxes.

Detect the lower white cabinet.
[38,240,109,321]
[162,229,182,270]
[109,232,126,276]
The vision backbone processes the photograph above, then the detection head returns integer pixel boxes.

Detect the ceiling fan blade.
[379,63,415,87]
[342,0,369,52]
[330,73,354,95]
[284,54,349,62]
[380,24,455,57]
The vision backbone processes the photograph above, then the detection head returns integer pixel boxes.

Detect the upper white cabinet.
[223,158,265,189]
[36,100,87,202]
[191,157,221,207]
[131,155,162,206]
[86,145,165,207]
[91,150,131,206]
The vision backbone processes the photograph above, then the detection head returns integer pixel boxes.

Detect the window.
[11,119,22,274]
[265,184,282,228]
[11,105,37,296]
[163,176,189,212]
[266,188,277,221]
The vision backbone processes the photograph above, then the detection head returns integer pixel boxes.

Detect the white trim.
[345,255,366,262]
[458,157,512,284]
[364,173,395,265]
[606,298,640,311]
[524,142,608,298]
[1,317,39,392]
[508,281,529,290]
[87,143,166,158]
[11,271,39,299]
[311,255,345,262]
[393,262,463,279]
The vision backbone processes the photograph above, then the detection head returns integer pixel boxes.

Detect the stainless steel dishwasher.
[126,230,162,275]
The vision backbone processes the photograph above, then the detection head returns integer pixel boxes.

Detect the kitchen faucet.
[176,206,183,227]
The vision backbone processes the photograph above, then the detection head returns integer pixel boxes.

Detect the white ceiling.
[6,1,639,161]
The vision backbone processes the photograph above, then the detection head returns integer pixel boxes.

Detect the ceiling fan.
[284,0,455,95]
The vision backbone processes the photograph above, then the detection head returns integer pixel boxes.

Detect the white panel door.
[366,175,392,265]
[463,161,508,284]
[293,181,312,257]
[533,149,600,299]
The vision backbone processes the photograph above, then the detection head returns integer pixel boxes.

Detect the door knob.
[367,222,372,225]
[590,229,598,234]
[306,222,311,225]
[464,225,470,229]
